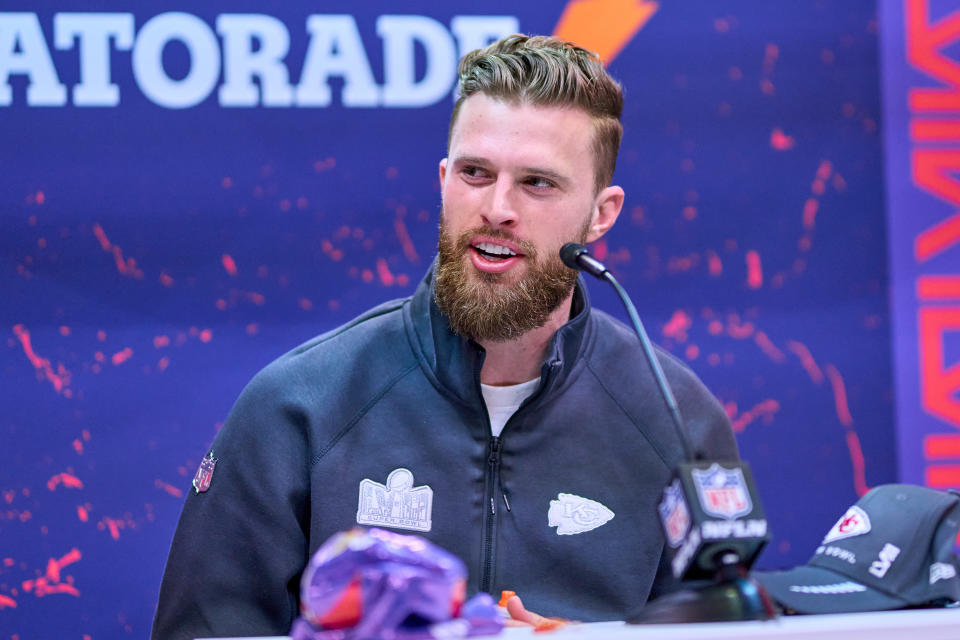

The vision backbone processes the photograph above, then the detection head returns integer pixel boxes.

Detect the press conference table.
[206,607,960,640]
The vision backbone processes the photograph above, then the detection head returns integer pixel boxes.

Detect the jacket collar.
[406,261,593,409]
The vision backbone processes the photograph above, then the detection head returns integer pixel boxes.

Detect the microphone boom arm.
[601,270,697,462]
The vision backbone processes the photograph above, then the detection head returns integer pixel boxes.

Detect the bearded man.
[152,35,738,640]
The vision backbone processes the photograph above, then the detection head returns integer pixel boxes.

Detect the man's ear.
[439,158,448,186]
[586,185,625,243]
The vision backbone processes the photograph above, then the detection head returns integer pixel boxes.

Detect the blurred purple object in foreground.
[290,528,503,640]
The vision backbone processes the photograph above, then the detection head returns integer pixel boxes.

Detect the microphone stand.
[560,243,775,623]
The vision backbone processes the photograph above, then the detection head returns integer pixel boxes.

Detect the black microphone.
[561,242,773,623]
[559,243,608,279]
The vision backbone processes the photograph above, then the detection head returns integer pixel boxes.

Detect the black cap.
[753,484,960,614]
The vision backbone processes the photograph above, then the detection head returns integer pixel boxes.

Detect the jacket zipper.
[480,435,502,594]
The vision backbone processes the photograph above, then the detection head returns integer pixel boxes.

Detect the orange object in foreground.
[534,617,568,633]
[502,591,571,633]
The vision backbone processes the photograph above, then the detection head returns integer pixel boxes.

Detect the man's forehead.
[452,93,593,132]
[448,94,595,173]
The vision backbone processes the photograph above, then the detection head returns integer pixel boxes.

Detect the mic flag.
[659,461,770,580]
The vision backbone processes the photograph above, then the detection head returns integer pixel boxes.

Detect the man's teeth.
[474,242,517,257]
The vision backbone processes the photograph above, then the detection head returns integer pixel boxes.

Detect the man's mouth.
[472,241,519,262]
[467,237,526,274]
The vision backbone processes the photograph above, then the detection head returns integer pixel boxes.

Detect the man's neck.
[478,291,575,386]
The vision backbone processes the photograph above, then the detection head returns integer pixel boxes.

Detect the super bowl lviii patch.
[356,468,433,533]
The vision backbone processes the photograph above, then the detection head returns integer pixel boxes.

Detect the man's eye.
[462,166,489,179]
[525,176,555,189]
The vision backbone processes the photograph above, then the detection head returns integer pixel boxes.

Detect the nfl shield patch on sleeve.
[192,451,217,494]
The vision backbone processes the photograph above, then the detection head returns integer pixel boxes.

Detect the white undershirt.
[480,378,541,437]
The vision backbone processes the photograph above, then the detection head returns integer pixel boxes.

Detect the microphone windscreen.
[560,243,587,270]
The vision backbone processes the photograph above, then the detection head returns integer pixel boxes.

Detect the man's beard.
[434,216,589,343]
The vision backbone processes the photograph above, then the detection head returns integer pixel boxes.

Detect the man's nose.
[481,178,519,229]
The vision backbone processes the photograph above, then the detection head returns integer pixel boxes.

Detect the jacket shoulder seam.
[310,362,419,467]
[584,359,671,467]
[292,300,407,355]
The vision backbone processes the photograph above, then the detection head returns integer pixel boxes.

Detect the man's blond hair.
[449,34,624,193]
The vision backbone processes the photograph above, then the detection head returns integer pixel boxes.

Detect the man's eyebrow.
[451,155,491,167]
[519,166,568,183]
[454,156,568,181]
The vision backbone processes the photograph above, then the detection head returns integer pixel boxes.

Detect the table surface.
[201,606,960,640]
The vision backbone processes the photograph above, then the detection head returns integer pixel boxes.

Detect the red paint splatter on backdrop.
[93,223,143,278]
[730,399,781,433]
[786,340,824,383]
[100,517,122,540]
[591,238,608,261]
[726,315,755,339]
[802,198,819,229]
[746,251,763,288]
[824,364,869,496]
[706,250,722,276]
[824,364,853,426]
[12,325,72,394]
[222,254,238,276]
[394,217,420,263]
[770,128,795,150]
[22,549,82,598]
[662,310,692,341]
[154,479,183,498]
[754,331,786,362]
[111,348,133,365]
[47,473,83,491]
[376,258,395,286]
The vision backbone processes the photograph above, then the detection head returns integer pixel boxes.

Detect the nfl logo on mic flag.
[658,461,770,580]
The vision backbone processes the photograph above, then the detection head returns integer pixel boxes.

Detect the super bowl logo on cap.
[192,450,217,494]
[822,506,871,543]
[930,562,957,585]
[691,463,752,519]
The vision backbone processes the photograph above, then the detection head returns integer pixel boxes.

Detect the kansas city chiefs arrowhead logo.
[823,506,871,543]
[548,493,614,535]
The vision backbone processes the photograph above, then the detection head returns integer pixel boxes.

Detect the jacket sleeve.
[660,346,740,462]
[151,366,311,640]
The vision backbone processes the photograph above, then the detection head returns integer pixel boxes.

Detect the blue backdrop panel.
[881,0,960,492]
[0,1,892,637]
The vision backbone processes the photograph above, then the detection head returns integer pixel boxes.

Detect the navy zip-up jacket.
[152,267,738,639]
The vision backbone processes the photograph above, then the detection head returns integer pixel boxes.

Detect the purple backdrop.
[1,1,899,637]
